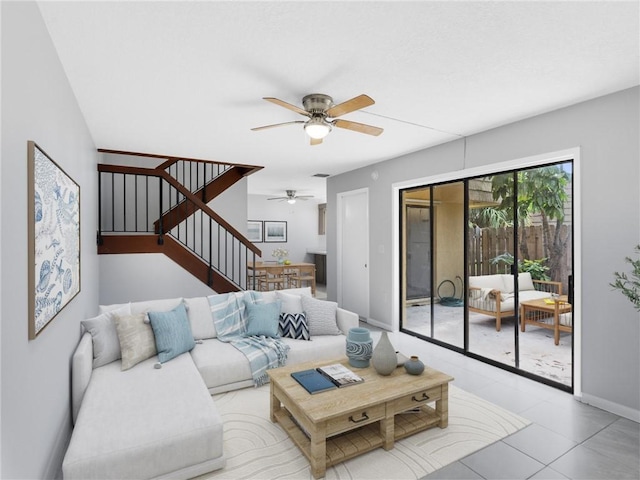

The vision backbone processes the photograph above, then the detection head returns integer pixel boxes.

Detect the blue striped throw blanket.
[208,291,289,386]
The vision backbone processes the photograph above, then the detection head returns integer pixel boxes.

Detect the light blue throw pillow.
[148,303,196,363]
[245,301,282,337]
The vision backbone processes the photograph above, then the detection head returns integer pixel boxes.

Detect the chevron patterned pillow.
[278,312,310,341]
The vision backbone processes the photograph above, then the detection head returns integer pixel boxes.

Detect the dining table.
[247,261,316,292]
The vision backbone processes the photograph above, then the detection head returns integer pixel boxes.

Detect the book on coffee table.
[291,369,337,394]
[317,363,364,387]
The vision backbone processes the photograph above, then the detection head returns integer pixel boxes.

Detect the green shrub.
[490,253,550,281]
[611,245,640,311]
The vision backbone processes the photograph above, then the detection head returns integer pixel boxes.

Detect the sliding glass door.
[400,162,574,390]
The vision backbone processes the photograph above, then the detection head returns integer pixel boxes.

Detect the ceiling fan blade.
[334,119,383,136]
[251,120,305,131]
[326,94,375,118]
[267,196,288,201]
[310,137,323,146]
[263,97,310,117]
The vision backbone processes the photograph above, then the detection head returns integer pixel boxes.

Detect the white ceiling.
[38,1,639,202]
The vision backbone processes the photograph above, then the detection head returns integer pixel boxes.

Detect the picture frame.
[264,221,287,243]
[28,141,81,340]
[247,220,263,243]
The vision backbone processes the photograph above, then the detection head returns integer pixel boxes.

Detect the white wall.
[327,87,640,418]
[1,3,100,478]
[248,194,324,263]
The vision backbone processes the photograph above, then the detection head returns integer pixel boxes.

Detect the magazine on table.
[317,363,364,387]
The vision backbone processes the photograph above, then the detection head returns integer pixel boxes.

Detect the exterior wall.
[327,87,640,417]
[1,2,100,478]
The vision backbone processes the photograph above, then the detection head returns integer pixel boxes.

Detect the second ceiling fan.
[251,93,383,145]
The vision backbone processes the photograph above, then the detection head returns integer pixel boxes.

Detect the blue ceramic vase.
[404,356,425,375]
[346,327,373,368]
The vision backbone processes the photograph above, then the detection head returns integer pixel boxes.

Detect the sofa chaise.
[468,272,562,331]
[62,287,358,479]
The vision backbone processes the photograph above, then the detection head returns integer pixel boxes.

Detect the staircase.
[97,149,263,293]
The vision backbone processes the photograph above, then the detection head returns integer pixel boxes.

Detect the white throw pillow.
[81,304,131,368]
[301,296,342,336]
[276,291,304,314]
[114,312,157,371]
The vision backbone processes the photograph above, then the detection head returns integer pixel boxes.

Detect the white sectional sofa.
[468,272,562,331]
[63,287,358,480]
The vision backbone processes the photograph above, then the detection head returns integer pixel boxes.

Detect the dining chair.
[289,265,316,296]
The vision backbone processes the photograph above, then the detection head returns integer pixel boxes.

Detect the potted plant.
[611,245,640,311]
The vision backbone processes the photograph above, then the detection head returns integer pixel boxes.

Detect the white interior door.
[337,189,369,319]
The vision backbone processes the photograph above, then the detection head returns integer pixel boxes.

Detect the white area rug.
[198,384,530,480]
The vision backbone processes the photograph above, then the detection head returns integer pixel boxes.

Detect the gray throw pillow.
[300,296,341,336]
[81,304,131,368]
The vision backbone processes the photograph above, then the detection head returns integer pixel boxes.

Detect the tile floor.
[317,285,639,479]
[369,327,639,480]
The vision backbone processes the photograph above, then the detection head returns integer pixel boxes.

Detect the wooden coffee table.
[520,295,572,345]
[267,357,454,479]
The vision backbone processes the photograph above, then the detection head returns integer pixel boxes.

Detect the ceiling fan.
[268,190,314,204]
[251,93,383,145]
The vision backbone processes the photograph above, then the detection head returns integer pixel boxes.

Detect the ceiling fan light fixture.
[304,117,332,139]
[287,198,296,204]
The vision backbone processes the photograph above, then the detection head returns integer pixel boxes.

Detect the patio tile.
[460,441,544,479]
[503,423,577,464]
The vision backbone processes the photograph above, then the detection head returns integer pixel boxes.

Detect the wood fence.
[468,225,571,289]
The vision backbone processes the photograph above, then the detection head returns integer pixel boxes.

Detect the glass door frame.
[393,148,580,395]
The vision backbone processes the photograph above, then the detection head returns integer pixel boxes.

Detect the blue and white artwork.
[29,142,80,339]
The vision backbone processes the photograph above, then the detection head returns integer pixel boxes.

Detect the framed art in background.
[247,220,263,243]
[28,141,81,339]
[264,221,287,242]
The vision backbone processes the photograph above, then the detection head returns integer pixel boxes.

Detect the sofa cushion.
[129,297,184,316]
[283,335,347,365]
[301,295,342,336]
[62,353,225,480]
[190,340,253,390]
[518,272,536,291]
[81,304,131,368]
[468,274,506,291]
[185,296,217,340]
[149,303,196,363]
[114,313,157,370]
[502,272,536,293]
[279,312,310,340]
[245,301,281,337]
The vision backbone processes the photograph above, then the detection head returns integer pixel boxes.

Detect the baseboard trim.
[581,393,640,422]
[361,317,390,331]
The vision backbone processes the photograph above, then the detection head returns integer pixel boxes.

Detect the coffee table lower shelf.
[274,405,441,470]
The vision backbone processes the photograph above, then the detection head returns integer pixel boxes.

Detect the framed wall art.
[264,221,287,243]
[247,220,263,243]
[28,141,81,339]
